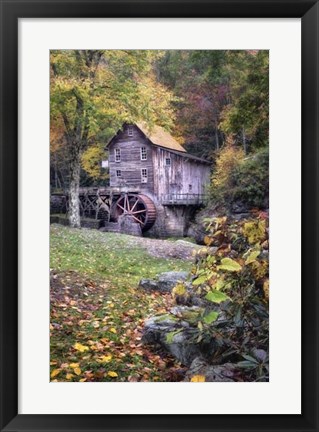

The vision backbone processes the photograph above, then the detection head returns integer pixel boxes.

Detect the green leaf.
[205,290,231,304]
[214,278,231,291]
[245,250,260,265]
[165,330,182,344]
[217,257,242,272]
[242,354,259,363]
[192,275,208,286]
[203,311,219,324]
[237,361,257,369]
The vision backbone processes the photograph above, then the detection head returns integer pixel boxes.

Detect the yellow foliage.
[74,367,82,376]
[243,220,267,244]
[204,235,213,246]
[190,375,206,382]
[172,283,186,296]
[50,368,61,378]
[107,371,118,378]
[211,144,245,190]
[98,355,112,363]
[251,260,268,280]
[81,145,109,180]
[66,373,74,380]
[73,342,90,353]
[263,279,269,301]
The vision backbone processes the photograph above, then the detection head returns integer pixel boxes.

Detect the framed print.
[0,0,318,431]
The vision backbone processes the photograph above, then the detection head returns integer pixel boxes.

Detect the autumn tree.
[219,50,269,152]
[50,50,175,227]
[156,50,269,157]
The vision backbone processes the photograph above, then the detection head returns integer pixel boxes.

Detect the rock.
[142,313,201,365]
[184,357,236,382]
[175,239,196,247]
[142,306,214,366]
[50,195,67,214]
[138,271,189,293]
[142,314,185,346]
[231,201,249,214]
[187,224,208,245]
[118,214,142,236]
[138,279,160,292]
[170,305,204,322]
[157,271,188,289]
[174,282,205,307]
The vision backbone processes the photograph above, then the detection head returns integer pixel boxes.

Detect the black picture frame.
[0,1,318,431]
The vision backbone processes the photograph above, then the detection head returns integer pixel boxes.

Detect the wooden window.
[165,158,171,166]
[116,170,122,177]
[140,147,147,161]
[141,168,148,183]
[115,148,121,162]
[128,126,133,137]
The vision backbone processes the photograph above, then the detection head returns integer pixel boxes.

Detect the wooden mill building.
[51,123,211,237]
[107,122,210,201]
[105,123,211,236]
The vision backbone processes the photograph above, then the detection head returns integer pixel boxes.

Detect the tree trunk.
[215,121,220,151]
[242,127,247,154]
[68,147,81,228]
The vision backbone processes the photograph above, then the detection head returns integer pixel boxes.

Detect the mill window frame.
[141,168,148,183]
[140,147,147,161]
[115,148,121,162]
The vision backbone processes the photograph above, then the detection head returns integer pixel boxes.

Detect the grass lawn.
[50,224,193,382]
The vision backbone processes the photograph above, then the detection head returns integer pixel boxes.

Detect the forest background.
[50,50,269,383]
[50,49,269,221]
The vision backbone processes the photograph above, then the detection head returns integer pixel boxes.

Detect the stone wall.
[50,195,67,214]
[147,204,197,238]
[50,215,103,230]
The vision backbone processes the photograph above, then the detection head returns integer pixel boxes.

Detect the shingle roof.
[106,123,210,164]
[136,122,187,153]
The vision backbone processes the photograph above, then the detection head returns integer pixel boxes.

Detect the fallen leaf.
[107,371,118,378]
[98,355,112,363]
[190,375,206,382]
[51,368,61,378]
[74,367,81,376]
[74,342,90,353]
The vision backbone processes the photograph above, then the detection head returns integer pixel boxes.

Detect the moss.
[155,314,178,323]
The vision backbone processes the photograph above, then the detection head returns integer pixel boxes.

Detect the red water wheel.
[113,193,156,231]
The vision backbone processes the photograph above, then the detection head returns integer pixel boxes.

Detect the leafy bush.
[210,146,269,212]
[232,147,269,209]
[175,214,269,381]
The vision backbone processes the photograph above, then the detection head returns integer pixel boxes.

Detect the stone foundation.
[50,195,67,214]
[50,215,103,230]
[147,204,197,238]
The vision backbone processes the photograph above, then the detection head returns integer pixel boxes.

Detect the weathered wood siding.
[152,147,211,199]
[108,126,154,194]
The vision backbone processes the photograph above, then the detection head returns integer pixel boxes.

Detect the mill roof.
[106,123,210,164]
[136,122,187,153]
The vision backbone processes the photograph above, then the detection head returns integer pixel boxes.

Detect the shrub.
[175,214,269,381]
[210,146,269,212]
[232,147,269,209]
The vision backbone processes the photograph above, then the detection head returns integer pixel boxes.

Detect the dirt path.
[124,236,201,261]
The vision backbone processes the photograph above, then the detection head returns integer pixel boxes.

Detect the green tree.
[50,50,175,227]
[219,51,269,151]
